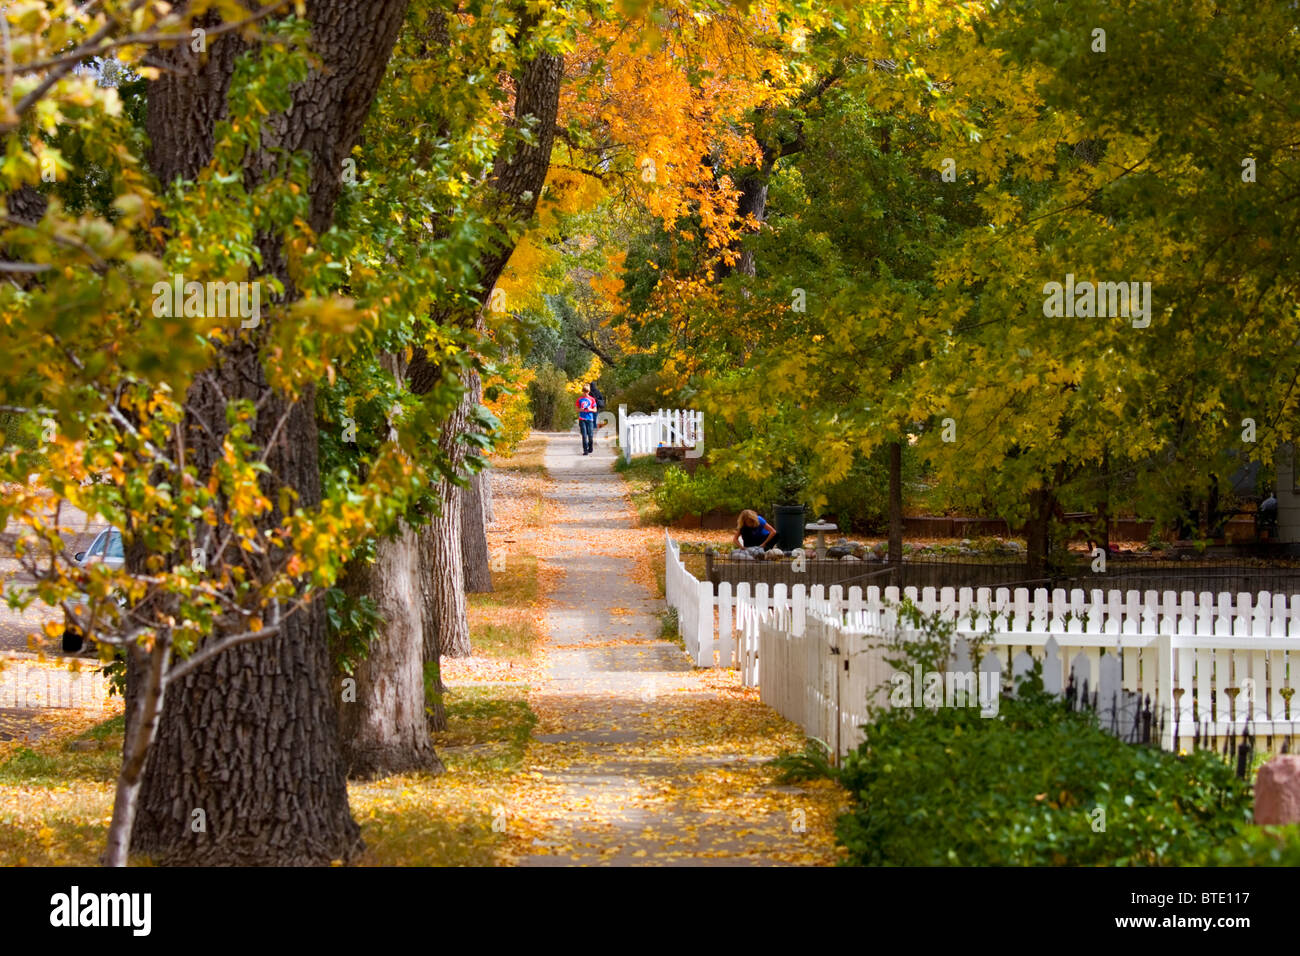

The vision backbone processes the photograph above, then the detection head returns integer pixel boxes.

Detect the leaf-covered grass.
[353,685,539,866]
[614,454,668,525]
[0,687,542,866]
[0,709,120,865]
[468,546,544,661]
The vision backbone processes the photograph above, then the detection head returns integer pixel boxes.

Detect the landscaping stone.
[1254,755,1300,825]
[731,549,753,560]
[826,546,852,559]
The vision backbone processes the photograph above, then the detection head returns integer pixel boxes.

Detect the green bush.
[1196,823,1300,865]
[836,679,1255,866]
[651,465,773,522]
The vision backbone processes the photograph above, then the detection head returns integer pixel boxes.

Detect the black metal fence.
[1063,671,1289,774]
[699,550,1300,597]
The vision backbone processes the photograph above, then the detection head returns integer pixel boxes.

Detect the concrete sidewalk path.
[510,430,843,866]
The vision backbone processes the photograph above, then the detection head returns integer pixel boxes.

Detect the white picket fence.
[664,532,1300,756]
[618,405,703,462]
[0,662,113,712]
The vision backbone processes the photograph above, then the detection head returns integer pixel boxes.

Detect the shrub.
[651,465,774,522]
[835,679,1254,866]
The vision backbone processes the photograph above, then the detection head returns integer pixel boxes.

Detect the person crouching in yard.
[735,510,778,550]
[576,385,597,456]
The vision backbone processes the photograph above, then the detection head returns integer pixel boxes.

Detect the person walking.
[576,385,597,456]
[589,381,605,412]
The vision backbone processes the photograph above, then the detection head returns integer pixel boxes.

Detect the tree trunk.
[1025,488,1054,582]
[104,636,172,867]
[339,522,443,779]
[462,471,493,592]
[131,0,410,866]
[888,440,904,565]
[419,513,459,732]
[460,365,493,593]
[426,384,474,660]
[481,468,495,525]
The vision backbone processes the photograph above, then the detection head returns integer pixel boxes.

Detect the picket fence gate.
[618,405,703,462]
[664,533,1300,756]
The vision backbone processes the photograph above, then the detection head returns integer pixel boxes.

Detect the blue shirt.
[576,395,597,421]
[739,517,773,548]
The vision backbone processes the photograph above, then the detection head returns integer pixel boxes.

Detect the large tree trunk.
[419,508,461,731]
[425,382,475,660]
[462,471,494,592]
[460,368,493,593]
[1025,487,1054,582]
[339,522,443,778]
[481,468,495,524]
[131,0,410,866]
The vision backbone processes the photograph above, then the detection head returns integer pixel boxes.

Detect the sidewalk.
[508,430,844,866]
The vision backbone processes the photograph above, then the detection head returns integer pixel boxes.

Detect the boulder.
[826,546,852,559]
[766,547,784,559]
[1255,755,1300,825]
[843,554,861,562]
[731,549,753,560]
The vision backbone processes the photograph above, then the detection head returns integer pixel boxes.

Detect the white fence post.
[619,403,629,462]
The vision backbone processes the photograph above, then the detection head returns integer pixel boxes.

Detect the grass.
[435,687,538,771]
[0,685,542,867]
[658,607,683,647]
[353,685,539,866]
[614,454,668,525]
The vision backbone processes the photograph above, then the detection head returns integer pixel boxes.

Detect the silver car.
[62,527,124,653]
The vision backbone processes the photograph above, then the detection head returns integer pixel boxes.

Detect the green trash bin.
[773,504,806,551]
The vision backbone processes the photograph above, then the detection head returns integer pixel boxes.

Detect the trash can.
[773,504,806,551]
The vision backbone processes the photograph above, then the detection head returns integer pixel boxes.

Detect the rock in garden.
[731,549,753,560]
[1254,755,1300,825]
[843,554,860,562]
[826,546,851,558]
[767,548,784,559]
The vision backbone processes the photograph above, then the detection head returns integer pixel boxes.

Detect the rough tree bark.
[130,0,411,865]
[481,468,494,524]
[339,520,442,778]
[461,472,494,592]
[460,368,493,594]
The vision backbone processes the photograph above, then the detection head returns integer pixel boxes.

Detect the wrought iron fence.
[699,548,1300,598]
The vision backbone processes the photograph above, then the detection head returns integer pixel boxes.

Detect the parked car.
[62,527,124,653]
